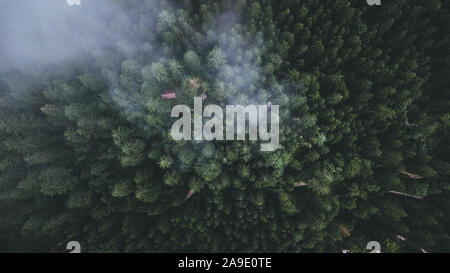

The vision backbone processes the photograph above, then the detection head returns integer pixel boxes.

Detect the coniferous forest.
[0,0,449,253]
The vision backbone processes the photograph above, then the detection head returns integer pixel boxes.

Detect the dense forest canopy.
[0,0,448,252]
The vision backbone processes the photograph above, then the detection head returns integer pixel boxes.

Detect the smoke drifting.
[0,1,265,88]
[0,0,133,73]
[0,0,277,125]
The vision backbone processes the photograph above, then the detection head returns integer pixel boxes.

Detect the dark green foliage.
[0,0,448,253]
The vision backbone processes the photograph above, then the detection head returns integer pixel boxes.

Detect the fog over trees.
[0,0,448,252]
